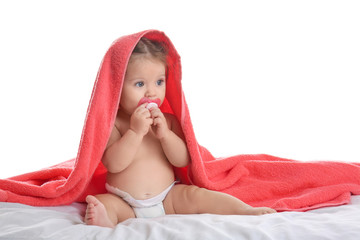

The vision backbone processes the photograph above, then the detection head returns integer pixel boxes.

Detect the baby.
[85,38,276,228]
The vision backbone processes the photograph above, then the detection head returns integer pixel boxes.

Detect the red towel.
[1,30,359,211]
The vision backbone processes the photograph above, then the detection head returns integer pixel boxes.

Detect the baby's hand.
[150,107,170,140]
[130,103,153,136]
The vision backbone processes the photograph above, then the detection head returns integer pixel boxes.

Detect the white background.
[0,0,359,179]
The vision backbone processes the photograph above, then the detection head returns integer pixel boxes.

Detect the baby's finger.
[146,118,154,126]
[153,117,161,126]
[132,104,147,116]
[150,108,163,117]
[136,106,151,116]
[135,103,148,111]
[143,109,152,118]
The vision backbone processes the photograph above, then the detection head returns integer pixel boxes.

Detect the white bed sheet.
[1,196,360,240]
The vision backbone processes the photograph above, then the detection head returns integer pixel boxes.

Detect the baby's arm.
[102,104,153,173]
[102,128,143,173]
[162,115,190,167]
[151,109,190,167]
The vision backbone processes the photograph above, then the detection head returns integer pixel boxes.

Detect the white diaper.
[105,182,176,218]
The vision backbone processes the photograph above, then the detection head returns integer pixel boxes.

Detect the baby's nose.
[145,85,156,97]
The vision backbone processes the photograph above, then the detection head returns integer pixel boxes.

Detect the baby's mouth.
[137,97,161,108]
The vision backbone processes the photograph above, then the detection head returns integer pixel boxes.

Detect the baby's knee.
[182,185,207,202]
[168,184,210,214]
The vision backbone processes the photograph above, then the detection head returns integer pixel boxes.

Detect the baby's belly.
[106,158,175,200]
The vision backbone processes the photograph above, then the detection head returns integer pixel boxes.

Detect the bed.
[1,195,359,239]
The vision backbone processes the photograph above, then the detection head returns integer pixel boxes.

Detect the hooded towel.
[1,30,360,211]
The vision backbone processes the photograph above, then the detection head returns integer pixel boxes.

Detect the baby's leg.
[163,184,276,216]
[85,193,135,228]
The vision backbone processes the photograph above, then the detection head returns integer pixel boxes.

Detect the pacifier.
[146,102,159,109]
[137,97,161,109]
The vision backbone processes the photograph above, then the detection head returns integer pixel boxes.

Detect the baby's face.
[120,57,166,115]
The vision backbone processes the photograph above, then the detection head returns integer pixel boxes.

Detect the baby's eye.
[156,79,165,86]
[135,81,144,87]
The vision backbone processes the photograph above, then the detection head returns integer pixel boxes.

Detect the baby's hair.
[130,37,168,66]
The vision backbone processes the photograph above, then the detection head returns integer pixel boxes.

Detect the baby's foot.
[246,207,277,215]
[85,195,115,228]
